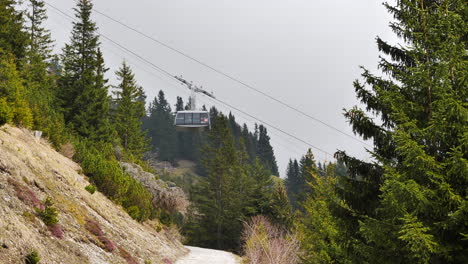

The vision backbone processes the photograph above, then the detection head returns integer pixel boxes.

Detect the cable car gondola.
[173,76,215,131]
[174,110,210,131]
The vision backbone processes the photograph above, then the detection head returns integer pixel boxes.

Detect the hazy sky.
[43,0,398,176]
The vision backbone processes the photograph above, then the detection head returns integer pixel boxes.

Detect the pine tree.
[333,0,467,262]
[256,124,279,176]
[26,0,53,60]
[22,0,65,145]
[190,114,245,250]
[268,177,293,229]
[175,96,184,111]
[285,158,302,209]
[297,162,347,264]
[59,0,112,142]
[145,90,177,162]
[0,0,28,62]
[112,61,148,159]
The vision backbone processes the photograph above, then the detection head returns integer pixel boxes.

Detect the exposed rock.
[120,162,189,215]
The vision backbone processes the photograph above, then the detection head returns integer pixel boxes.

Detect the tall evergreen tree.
[0,0,28,62]
[145,90,177,162]
[190,114,246,250]
[332,0,467,262]
[256,124,279,176]
[22,0,65,145]
[26,0,53,60]
[112,61,148,159]
[285,158,301,209]
[59,0,112,142]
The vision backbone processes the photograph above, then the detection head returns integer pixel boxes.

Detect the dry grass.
[242,215,301,264]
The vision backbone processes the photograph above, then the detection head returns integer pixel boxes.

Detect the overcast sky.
[42,0,398,177]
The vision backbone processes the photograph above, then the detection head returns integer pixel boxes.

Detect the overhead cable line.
[90,7,371,148]
[45,2,335,158]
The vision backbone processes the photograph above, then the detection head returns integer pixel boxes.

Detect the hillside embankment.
[0,125,187,264]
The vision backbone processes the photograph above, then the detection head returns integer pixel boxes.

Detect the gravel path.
[175,246,240,264]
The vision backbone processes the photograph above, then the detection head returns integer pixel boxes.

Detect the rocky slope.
[0,125,187,264]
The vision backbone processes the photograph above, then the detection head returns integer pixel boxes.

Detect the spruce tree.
[0,0,28,62]
[333,0,467,262]
[285,158,302,209]
[59,0,112,142]
[145,90,177,162]
[256,124,279,176]
[26,0,53,60]
[23,0,65,145]
[191,114,245,250]
[112,61,148,159]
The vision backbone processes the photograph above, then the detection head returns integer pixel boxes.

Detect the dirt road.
[175,246,240,264]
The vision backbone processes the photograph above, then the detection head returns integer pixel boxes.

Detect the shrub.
[0,97,13,126]
[85,184,96,194]
[85,219,115,252]
[125,206,140,220]
[74,140,155,221]
[24,250,40,264]
[48,224,64,239]
[37,197,59,226]
[242,215,301,264]
[119,246,138,264]
[8,178,43,209]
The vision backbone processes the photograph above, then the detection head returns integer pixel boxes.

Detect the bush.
[119,246,138,264]
[0,97,13,126]
[48,224,64,239]
[74,140,155,221]
[37,197,59,226]
[8,178,43,209]
[85,219,116,252]
[25,250,40,264]
[242,215,301,264]
[85,184,96,194]
[125,206,140,220]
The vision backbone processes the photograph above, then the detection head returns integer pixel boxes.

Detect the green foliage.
[36,197,59,226]
[327,0,468,263]
[59,0,113,142]
[26,0,53,60]
[22,0,66,147]
[0,97,13,125]
[24,250,40,264]
[85,184,96,194]
[144,90,177,162]
[184,114,285,252]
[256,124,279,176]
[297,164,349,264]
[74,140,154,221]
[0,0,28,61]
[112,61,149,159]
[0,52,33,127]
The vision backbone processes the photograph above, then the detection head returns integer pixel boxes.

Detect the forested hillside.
[143,91,279,176]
